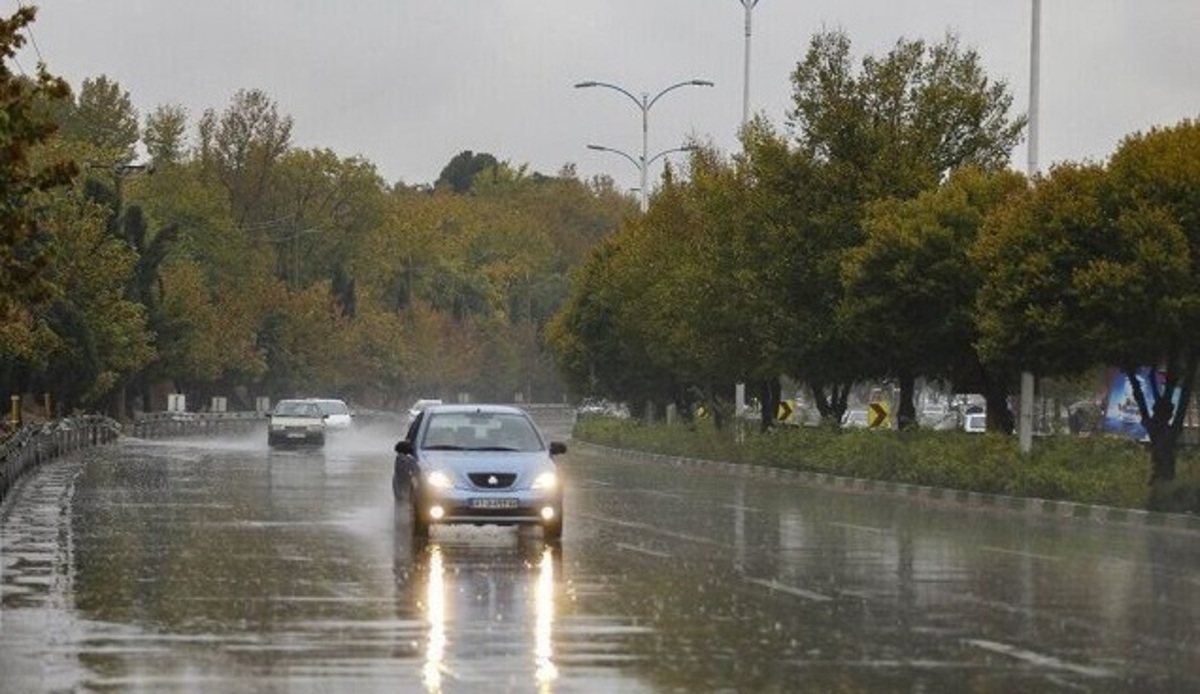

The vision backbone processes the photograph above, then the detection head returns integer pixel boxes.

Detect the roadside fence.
[130,411,265,439]
[0,416,121,504]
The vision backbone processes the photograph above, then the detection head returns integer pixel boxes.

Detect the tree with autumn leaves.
[2,7,633,417]
[2,8,153,413]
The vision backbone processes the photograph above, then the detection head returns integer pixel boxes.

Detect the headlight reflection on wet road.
[417,539,558,692]
[422,544,446,692]
[535,545,558,690]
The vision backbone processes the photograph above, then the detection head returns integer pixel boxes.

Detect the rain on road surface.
[2,423,1198,692]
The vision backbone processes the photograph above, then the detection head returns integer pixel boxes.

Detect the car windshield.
[421,412,541,452]
[275,401,321,417]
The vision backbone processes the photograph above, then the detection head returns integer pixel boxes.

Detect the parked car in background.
[393,404,566,541]
[267,399,326,447]
[306,398,352,431]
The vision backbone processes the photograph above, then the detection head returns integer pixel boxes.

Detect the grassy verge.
[573,416,1200,514]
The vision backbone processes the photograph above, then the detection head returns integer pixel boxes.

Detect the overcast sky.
[10,1,1200,188]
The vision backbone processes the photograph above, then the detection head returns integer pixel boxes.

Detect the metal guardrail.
[0,415,122,503]
[130,411,266,439]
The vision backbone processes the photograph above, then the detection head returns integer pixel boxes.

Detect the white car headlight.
[426,470,454,489]
[531,471,557,491]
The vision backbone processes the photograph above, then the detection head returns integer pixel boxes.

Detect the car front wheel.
[542,513,563,542]
[411,492,430,539]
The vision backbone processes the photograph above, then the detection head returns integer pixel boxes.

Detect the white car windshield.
[275,401,321,417]
[421,412,540,452]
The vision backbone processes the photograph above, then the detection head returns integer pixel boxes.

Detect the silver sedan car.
[393,404,566,541]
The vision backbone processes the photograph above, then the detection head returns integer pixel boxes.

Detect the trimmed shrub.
[573,416,1197,512]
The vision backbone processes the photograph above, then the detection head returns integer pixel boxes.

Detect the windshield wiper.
[422,444,466,451]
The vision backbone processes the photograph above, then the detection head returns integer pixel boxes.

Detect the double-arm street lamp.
[584,143,698,204]
[575,78,714,211]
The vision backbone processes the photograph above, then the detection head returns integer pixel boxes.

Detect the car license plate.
[470,497,518,509]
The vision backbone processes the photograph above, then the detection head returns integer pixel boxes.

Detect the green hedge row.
[572,417,1200,514]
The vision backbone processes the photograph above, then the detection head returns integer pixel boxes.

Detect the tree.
[977,120,1200,482]
[843,167,1026,430]
[30,185,154,410]
[546,234,682,415]
[435,150,499,193]
[0,6,76,328]
[769,29,1025,425]
[58,75,139,162]
[198,88,293,227]
[144,103,189,165]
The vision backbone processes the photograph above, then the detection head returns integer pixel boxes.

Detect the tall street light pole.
[1019,0,1042,454]
[738,0,760,128]
[575,78,714,211]
[733,1,761,440]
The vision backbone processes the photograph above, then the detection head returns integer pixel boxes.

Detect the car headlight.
[531,471,557,491]
[426,470,454,489]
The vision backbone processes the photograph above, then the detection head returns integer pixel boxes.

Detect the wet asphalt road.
[2,424,1199,693]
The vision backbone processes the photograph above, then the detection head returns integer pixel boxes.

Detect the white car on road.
[307,398,353,431]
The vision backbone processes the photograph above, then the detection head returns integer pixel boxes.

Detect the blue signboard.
[1101,367,1178,441]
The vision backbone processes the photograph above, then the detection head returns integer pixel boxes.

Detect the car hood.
[419,450,555,472]
[270,414,323,425]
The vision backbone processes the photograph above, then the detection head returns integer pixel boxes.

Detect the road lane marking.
[633,489,682,500]
[615,542,671,559]
[978,546,1063,563]
[829,522,884,534]
[577,512,718,545]
[964,638,1113,678]
[720,503,760,514]
[745,577,833,602]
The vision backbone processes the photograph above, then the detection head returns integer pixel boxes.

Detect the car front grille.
[468,472,517,489]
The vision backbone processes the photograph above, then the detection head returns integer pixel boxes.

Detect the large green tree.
[843,167,1027,430]
[770,29,1026,425]
[58,74,139,162]
[0,7,75,328]
[976,120,1200,482]
[198,88,293,228]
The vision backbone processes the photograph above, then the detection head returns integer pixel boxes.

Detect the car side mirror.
[395,440,414,455]
[549,441,567,456]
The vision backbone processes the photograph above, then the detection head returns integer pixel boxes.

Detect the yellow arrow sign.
[868,402,889,428]
[777,400,793,422]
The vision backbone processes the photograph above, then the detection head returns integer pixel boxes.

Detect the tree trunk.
[1149,430,1177,483]
[896,373,917,431]
[811,381,851,426]
[758,377,781,433]
[983,389,1014,434]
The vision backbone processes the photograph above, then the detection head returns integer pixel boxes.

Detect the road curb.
[572,441,1200,532]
